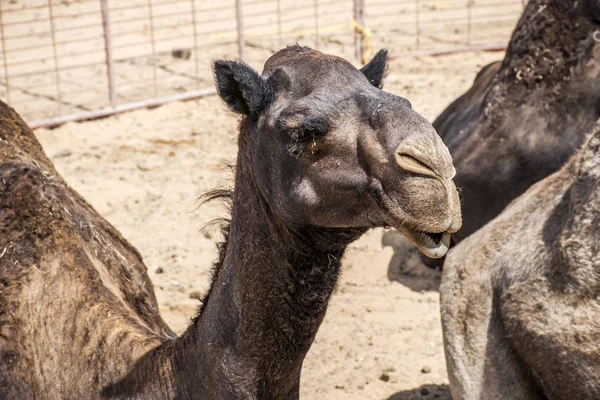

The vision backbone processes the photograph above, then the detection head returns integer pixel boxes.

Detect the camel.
[440,119,600,400]
[408,0,600,269]
[437,0,600,242]
[0,46,461,399]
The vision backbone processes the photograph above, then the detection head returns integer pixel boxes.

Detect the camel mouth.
[367,179,455,258]
[399,226,452,259]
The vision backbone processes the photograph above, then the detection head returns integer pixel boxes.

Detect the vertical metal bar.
[0,2,10,104]
[190,0,200,89]
[146,0,158,96]
[276,0,282,47]
[100,0,116,107]
[353,0,364,63]
[415,0,420,51]
[467,0,472,46]
[235,0,245,61]
[47,0,62,113]
[313,0,319,49]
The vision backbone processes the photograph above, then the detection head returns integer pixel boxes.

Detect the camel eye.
[288,128,312,142]
[278,112,329,143]
[285,119,328,157]
[299,126,324,141]
[287,120,329,142]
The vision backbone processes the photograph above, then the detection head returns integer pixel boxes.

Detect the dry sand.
[33,50,501,400]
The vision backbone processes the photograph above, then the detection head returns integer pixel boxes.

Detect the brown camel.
[441,120,600,399]
[0,46,461,399]
[410,0,600,269]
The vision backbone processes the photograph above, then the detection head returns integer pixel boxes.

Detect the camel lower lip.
[400,227,452,258]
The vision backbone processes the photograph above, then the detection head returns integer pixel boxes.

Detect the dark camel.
[415,0,600,269]
[0,46,461,399]
[441,120,600,400]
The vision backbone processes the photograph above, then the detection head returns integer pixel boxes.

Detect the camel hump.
[0,161,128,270]
[0,161,55,232]
[0,102,55,172]
[0,161,90,271]
[0,159,171,336]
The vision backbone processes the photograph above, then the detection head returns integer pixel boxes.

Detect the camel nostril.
[395,153,438,179]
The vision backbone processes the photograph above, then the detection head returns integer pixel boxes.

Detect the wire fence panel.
[364,0,523,57]
[0,0,524,128]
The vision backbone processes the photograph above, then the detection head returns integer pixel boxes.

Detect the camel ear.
[360,49,388,89]
[213,60,270,116]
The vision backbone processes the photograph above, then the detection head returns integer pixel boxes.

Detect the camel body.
[0,102,179,400]
[441,120,600,399]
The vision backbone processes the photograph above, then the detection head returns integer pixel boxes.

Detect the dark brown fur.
[0,46,461,399]
[0,102,172,399]
[420,0,600,269]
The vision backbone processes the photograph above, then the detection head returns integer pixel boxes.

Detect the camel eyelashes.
[278,115,330,141]
[283,119,328,158]
[294,125,329,141]
[290,129,315,142]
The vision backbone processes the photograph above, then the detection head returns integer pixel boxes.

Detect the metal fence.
[0,0,525,128]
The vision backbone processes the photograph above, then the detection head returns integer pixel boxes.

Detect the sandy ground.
[32,50,501,400]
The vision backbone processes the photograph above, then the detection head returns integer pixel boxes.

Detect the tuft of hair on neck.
[192,188,234,319]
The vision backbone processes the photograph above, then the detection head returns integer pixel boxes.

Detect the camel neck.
[175,126,364,398]
[99,127,363,399]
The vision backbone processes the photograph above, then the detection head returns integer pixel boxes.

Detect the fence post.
[100,0,116,107]
[235,0,245,61]
[191,0,200,89]
[314,0,319,49]
[146,0,158,96]
[47,0,62,113]
[0,2,10,104]
[353,0,364,63]
[415,0,420,51]
[467,0,472,47]
[276,0,282,47]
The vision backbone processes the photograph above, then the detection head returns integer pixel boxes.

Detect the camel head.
[213,46,461,258]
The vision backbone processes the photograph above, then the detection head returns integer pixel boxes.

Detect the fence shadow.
[381,230,442,292]
[386,384,451,400]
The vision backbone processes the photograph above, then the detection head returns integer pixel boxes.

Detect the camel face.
[214,46,461,258]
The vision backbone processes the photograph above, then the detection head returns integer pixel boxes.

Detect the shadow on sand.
[386,384,451,400]
[382,230,443,292]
